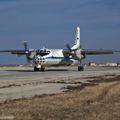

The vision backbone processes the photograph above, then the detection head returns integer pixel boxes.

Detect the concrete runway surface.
[0,66,120,102]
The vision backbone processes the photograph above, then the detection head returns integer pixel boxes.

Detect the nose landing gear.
[34,66,45,72]
[41,66,45,71]
[34,66,39,71]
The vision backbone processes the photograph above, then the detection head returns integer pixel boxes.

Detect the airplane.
[0,26,118,71]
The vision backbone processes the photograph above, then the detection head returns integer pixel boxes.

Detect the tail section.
[75,27,80,47]
[71,26,80,50]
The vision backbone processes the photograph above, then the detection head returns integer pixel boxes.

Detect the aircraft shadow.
[5,69,68,72]
[6,70,34,72]
[46,69,68,71]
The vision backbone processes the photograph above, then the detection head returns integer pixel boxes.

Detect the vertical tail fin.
[71,26,80,50]
[75,26,80,47]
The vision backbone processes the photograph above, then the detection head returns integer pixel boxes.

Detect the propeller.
[65,43,72,52]
[24,41,28,51]
[65,43,85,60]
[23,41,31,63]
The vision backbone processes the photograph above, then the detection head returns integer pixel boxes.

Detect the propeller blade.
[66,43,72,52]
[26,57,31,63]
[23,41,31,63]
[24,41,28,51]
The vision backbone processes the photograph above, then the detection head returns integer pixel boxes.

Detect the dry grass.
[0,76,120,120]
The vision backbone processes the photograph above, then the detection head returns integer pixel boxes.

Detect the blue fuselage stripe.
[46,57,70,60]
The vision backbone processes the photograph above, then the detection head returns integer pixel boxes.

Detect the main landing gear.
[78,65,84,71]
[78,60,84,71]
[34,66,45,72]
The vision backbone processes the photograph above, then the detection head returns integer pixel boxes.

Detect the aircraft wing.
[0,50,27,55]
[82,49,116,55]
[0,49,50,56]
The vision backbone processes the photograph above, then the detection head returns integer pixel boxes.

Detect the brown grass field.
[0,76,120,120]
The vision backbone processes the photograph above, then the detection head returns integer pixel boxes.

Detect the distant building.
[88,62,97,66]
[106,62,118,67]
[98,64,105,67]
[117,63,120,67]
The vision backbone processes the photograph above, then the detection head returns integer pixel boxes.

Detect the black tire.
[78,66,84,71]
[34,66,39,71]
[41,66,45,72]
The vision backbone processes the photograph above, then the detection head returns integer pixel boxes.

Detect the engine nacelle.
[74,49,86,60]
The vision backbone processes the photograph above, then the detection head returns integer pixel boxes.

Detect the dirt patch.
[0,84,20,89]
[87,75,120,83]
[0,75,120,120]
[63,75,120,92]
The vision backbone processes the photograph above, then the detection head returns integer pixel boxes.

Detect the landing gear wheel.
[40,66,45,72]
[78,66,84,71]
[34,66,40,71]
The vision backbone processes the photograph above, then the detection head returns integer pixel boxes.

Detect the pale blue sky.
[0,0,120,64]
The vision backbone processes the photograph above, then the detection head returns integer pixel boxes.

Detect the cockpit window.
[36,49,50,56]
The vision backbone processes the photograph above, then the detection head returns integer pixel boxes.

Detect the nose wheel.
[41,66,45,71]
[34,66,39,71]
[34,66,45,72]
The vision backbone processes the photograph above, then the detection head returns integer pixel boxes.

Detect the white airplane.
[0,27,118,71]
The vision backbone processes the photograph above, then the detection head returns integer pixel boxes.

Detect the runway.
[0,66,120,102]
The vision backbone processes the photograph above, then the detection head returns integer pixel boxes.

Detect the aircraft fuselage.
[33,49,78,68]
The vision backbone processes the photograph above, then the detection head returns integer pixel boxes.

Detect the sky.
[0,0,120,64]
